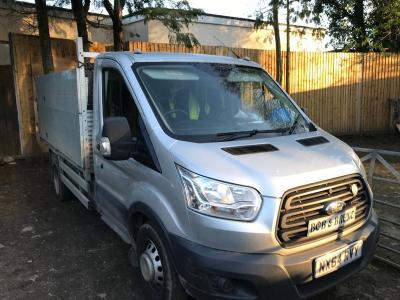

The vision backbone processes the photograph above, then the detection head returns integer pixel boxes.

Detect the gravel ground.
[1,135,400,300]
[0,158,144,300]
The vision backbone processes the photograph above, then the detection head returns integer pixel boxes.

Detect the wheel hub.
[139,253,154,282]
[139,240,164,288]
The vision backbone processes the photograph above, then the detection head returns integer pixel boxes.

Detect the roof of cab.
[96,51,261,68]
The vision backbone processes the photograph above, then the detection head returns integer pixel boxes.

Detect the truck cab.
[36,47,379,300]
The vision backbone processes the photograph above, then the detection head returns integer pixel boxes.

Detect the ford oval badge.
[324,201,346,215]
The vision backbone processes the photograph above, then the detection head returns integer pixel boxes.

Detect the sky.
[186,0,315,28]
[24,0,312,26]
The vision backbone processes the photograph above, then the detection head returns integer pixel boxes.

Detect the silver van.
[36,47,379,300]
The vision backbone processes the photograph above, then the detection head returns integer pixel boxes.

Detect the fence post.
[355,53,365,134]
[368,151,377,186]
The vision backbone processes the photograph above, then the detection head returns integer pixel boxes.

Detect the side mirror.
[100,117,134,160]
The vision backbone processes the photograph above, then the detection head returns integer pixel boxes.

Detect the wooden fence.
[128,41,400,136]
[7,34,400,156]
[354,147,400,270]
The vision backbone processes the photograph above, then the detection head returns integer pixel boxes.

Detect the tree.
[299,0,400,52]
[285,0,290,92]
[102,0,124,51]
[101,0,203,51]
[55,0,91,51]
[369,0,400,52]
[72,0,91,51]
[255,0,283,85]
[35,0,54,73]
[309,0,369,51]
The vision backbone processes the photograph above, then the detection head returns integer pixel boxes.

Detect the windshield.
[134,62,313,142]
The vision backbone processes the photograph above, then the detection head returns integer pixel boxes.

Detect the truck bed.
[36,68,93,174]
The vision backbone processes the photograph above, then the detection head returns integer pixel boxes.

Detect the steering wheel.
[164,109,189,118]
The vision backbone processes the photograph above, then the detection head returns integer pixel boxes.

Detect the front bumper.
[170,212,379,300]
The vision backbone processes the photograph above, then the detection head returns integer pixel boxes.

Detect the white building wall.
[0,3,325,53]
[122,17,149,42]
[0,4,113,44]
[145,16,325,51]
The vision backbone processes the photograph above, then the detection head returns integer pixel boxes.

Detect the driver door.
[93,61,142,241]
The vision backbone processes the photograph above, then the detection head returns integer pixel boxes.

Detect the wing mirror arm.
[100,117,135,161]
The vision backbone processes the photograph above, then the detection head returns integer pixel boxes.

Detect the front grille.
[277,174,371,247]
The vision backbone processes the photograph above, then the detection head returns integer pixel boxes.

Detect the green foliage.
[299,0,400,52]
[254,0,284,84]
[127,1,203,47]
[255,0,303,29]
[254,0,281,29]
[369,0,400,51]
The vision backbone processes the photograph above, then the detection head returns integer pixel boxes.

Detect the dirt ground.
[1,135,400,300]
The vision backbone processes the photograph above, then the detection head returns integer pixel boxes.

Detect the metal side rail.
[58,155,92,210]
[353,147,400,270]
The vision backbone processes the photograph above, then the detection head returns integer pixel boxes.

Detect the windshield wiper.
[216,129,286,141]
[287,114,317,135]
[287,114,301,135]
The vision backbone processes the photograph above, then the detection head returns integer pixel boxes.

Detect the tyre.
[51,161,73,202]
[136,222,187,300]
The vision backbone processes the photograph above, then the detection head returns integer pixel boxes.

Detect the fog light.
[218,277,234,293]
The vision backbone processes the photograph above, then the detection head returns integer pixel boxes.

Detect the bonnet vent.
[222,144,278,155]
[296,136,329,147]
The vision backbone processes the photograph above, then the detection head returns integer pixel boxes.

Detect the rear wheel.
[51,160,72,202]
[136,222,187,300]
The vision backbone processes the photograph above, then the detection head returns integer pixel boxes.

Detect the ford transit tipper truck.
[35,39,379,300]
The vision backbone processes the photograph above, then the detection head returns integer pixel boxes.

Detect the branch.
[86,15,112,29]
[325,0,352,19]
[22,18,37,33]
[102,0,115,21]
[84,0,90,14]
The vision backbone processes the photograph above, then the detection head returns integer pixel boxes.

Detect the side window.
[103,69,139,138]
[102,69,160,172]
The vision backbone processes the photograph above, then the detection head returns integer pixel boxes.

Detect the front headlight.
[177,165,262,221]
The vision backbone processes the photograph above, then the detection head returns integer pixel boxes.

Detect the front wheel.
[136,222,187,300]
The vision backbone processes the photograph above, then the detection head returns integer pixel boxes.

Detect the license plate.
[307,207,357,237]
[314,240,363,278]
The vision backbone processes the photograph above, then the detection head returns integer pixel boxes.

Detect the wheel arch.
[128,202,172,246]
[128,202,181,274]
